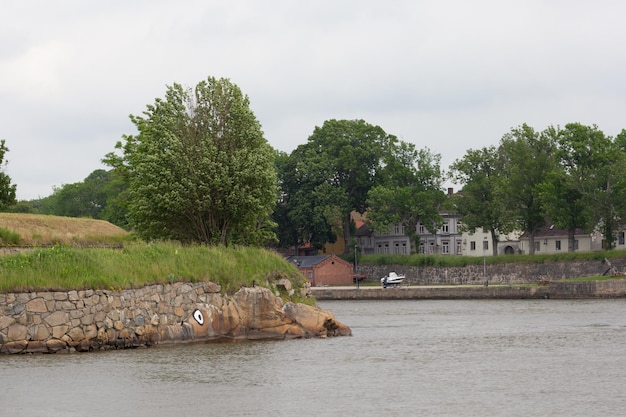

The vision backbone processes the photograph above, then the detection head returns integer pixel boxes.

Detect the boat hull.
[380,272,405,287]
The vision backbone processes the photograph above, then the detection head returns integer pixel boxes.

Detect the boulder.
[283,302,352,337]
[186,286,350,341]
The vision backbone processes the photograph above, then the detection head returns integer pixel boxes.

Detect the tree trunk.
[568,228,576,252]
[490,229,498,256]
[342,214,352,254]
[528,232,535,255]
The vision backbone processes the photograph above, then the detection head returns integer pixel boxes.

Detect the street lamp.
[483,236,488,287]
[354,244,359,289]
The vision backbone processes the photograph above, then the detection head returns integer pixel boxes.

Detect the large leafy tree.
[283,119,395,252]
[272,150,336,251]
[449,146,513,255]
[105,77,277,245]
[0,140,17,211]
[498,124,557,255]
[538,124,605,251]
[582,127,626,249]
[367,143,445,254]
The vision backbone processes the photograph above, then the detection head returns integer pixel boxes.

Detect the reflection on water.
[1,299,625,417]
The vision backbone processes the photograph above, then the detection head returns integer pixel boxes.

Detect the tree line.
[4,77,626,254]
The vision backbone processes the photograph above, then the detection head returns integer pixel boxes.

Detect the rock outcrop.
[0,282,351,354]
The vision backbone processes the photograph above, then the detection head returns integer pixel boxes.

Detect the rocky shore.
[0,281,351,354]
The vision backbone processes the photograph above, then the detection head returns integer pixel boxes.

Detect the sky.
[2,0,626,201]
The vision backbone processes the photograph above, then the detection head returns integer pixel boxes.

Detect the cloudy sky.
[2,1,625,200]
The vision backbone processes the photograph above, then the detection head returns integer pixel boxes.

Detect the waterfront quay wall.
[0,281,223,354]
[357,258,626,286]
[312,279,626,300]
[549,279,626,298]
[313,285,550,300]
[0,281,351,354]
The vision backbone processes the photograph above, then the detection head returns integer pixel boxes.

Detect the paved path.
[310,284,549,300]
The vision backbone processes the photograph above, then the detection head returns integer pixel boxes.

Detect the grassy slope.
[0,214,306,299]
[0,242,304,296]
[0,213,129,246]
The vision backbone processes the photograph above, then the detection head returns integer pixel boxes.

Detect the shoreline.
[311,279,626,300]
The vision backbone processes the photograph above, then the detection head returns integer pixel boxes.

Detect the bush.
[0,227,21,245]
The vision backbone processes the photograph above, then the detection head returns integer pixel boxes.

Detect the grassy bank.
[357,249,626,268]
[0,213,129,246]
[0,242,305,296]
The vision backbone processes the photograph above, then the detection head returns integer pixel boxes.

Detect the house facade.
[461,229,522,256]
[286,254,355,286]
[517,223,602,254]
[355,212,465,255]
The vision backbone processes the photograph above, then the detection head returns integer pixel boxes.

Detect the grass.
[0,213,130,246]
[561,275,626,282]
[358,249,626,267]
[0,242,308,299]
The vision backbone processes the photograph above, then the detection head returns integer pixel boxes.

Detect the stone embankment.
[0,281,351,354]
[358,258,626,286]
[311,279,626,300]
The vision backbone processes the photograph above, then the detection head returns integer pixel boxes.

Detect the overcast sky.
[2,1,625,200]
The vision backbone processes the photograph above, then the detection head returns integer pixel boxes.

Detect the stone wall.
[311,279,626,300]
[312,285,550,300]
[549,279,626,298]
[0,281,351,354]
[357,258,626,285]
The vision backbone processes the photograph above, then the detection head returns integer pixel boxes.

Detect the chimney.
[447,187,454,195]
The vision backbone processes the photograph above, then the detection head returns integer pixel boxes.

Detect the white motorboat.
[381,271,405,287]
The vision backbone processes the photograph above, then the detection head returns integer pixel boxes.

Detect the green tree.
[33,169,129,227]
[449,146,514,255]
[498,124,557,255]
[105,77,277,245]
[0,140,17,211]
[100,169,130,228]
[271,150,302,250]
[614,129,626,151]
[581,126,626,249]
[46,170,108,218]
[538,124,603,251]
[367,144,446,254]
[283,119,395,252]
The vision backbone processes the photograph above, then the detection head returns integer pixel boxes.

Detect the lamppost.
[483,236,488,287]
[354,244,359,289]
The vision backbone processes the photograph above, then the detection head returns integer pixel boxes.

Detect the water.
[1,299,625,417]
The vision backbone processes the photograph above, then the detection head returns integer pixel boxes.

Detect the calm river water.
[1,299,625,417]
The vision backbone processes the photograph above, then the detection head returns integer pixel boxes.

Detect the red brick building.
[286,254,354,286]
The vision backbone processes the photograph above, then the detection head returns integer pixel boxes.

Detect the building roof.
[286,255,332,268]
[519,222,586,239]
[356,222,373,237]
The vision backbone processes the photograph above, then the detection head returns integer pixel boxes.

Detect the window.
[442,241,449,254]
[441,221,449,233]
[419,223,425,234]
[483,240,489,251]
[394,224,402,235]
[456,241,462,255]
[574,240,579,250]
[470,241,476,251]
[556,240,561,251]
[393,242,407,254]
[620,232,625,245]
[534,241,540,252]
